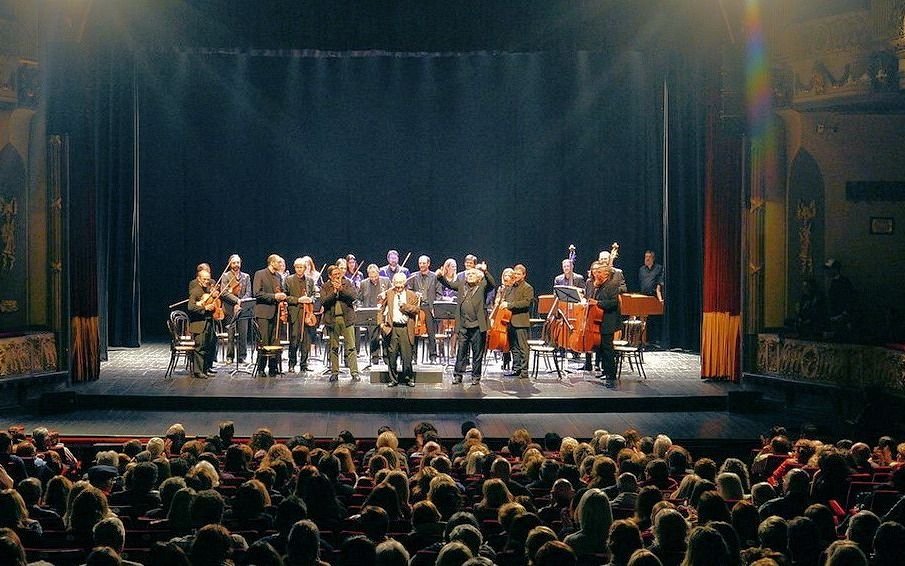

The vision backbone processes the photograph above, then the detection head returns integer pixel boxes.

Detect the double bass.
[486,272,512,352]
[568,242,619,353]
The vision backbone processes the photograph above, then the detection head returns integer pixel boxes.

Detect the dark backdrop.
[139,50,668,339]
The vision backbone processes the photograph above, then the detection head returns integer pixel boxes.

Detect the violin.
[197,262,231,321]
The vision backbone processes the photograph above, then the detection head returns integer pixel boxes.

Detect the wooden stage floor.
[9,342,837,441]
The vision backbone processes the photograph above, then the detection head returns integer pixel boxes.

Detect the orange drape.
[71,316,100,382]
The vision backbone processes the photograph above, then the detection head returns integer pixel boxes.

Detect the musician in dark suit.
[554,258,585,288]
[501,264,534,379]
[406,255,441,363]
[378,273,421,387]
[187,265,218,378]
[583,252,627,371]
[285,258,317,373]
[219,254,252,364]
[585,261,623,380]
[438,262,496,384]
[380,249,410,279]
[322,265,360,382]
[253,254,291,377]
[359,264,391,366]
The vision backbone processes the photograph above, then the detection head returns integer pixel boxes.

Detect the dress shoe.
[298,366,309,372]
[204,370,217,377]
[226,357,233,364]
[503,371,521,377]
[580,364,593,371]
[192,372,208,379]
[429,356,438,364]
[470,377,481,385]
[404,381,415,387]
[452,375,463,384]
[387,381,398,388]
[288,365,296,373]
[351,374,361,382]
[328,374,339,382]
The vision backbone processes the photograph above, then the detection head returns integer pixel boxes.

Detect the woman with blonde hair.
[260,443,294,470]
[474,478,513,521]
[186,460,220,490]
[465,450,486,477]
[715,472,746,502]
[333,446,357,477]
[563,488,613,556]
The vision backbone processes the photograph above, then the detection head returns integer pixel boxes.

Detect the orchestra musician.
[554,257,585,288]
[455,254,478,284]
[219,254,252,364]
[285,258,317,373]
[321,265,361,382]
[438,259,458,301]
[500,264,534,379]
[585,260,623,380]
[492,267,514,370]
[438,262,496,384]
[406,255,441,364]
[359,263,391,366]
[378,272,421,387]
[299,255,322,290]
[253,254,292,377]
[344,254,363,288]
[380,249,410,279]
[639,249,664,346]
[187,264,219,378]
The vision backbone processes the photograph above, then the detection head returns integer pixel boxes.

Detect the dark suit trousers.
[367,325,384,362]
[413,306,437,362]
[256,316,280,373]
[454,327,485,378]
[289,320,313,368]
[192,321,216,372]
[227,318,249,361]
[507,325,529,374]
[387,325,414,384]
[597,331,617,377]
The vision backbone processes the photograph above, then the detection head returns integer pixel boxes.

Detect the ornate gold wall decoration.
[0,195,16,271]
[796,199,816,276]
[0,300,17,312]
[758,334,905,392]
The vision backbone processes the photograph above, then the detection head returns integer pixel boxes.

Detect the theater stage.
[14,342,844,442]
[42,342,737,414]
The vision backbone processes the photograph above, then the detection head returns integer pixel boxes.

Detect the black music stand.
[230,298,256,376]
[356,307,381,370]
[434,300,458,369]
[551,286,584,372]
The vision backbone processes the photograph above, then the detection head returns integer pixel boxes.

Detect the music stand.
[230,298,256,376]
[551,286,585,371]
[433,300,458,369]
[356,307,380,369]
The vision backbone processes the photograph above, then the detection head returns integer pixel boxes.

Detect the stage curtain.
[701,107,743,380]
[70,316,100,383]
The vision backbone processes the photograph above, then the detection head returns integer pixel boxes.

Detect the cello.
[568,242,618,353]
[486,269,513,352]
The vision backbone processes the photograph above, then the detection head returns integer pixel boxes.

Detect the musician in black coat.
[252,254,292,376]
[321,265,360,382]
[585,261,623,380]
[218,254,252,363]
[438,263,496,384]
[359,264,391,365]
[187,266,218,378]
[285,258,317,372]
[406,255,442,363]
[501,264,534,378]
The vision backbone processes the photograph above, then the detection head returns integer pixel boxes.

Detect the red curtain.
[702,109,743,380]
